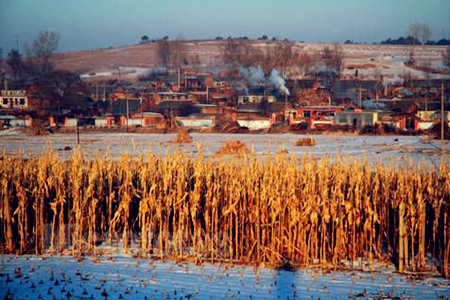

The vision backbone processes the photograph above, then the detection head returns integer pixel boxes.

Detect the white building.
[0,90,28,110]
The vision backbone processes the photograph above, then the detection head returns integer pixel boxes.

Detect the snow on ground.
[0,130,449,168]
[80,67,166,80]
[1,254,449,300]
[1,132,450,298]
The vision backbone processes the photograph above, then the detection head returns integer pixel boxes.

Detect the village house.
[416,102,450,130]
[377,113,405,130]
[236,113,272,130]
[0,115,31,127]
[176,114,216,129]
[120,112,166,129]
[332,80,384,106]
[156,99,195,117]
[94,116,115,127]
[0,89,29,110]
[334,110,379,129]
[290,106,344,128]
[194,104,227,115]
[404,79,450,99]
[238,94,276,104]
[182,72,214,91]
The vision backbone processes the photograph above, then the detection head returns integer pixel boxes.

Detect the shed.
[334,111,378,129]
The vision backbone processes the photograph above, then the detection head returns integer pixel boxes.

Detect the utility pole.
[285,94,288,122]
[76,114,80,145]
[178,67,181,91]
[103,81,106,101]
[441,82,445,151]
[126,91,129,133]
[359,85,362,107]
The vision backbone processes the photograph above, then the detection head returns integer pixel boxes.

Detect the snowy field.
[0,129,449,167]
[1,254,450,300]
[1,131,450,299]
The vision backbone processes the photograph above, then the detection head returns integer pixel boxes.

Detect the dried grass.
[1,148,450,277]
[216,141,250,154]
[295,137,316,146]
[173,127,192,143]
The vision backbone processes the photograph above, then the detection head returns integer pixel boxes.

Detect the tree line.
[0,31,91,118]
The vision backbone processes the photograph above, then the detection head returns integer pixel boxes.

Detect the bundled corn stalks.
[173,127,192,143]
[216,141,250,154]
[0,148,449,278]
[295,137,316,147]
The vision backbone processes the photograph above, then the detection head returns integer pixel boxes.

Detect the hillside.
[52,40,449,82]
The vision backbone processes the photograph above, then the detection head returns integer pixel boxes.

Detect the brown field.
[51,41,449,81]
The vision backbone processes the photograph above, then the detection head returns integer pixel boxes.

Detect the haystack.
[295,137,316,147]
[173,126,192,143]
[216,141,250,154]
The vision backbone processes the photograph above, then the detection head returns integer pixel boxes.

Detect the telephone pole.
[441,82,445,152]
[126,90,129,133]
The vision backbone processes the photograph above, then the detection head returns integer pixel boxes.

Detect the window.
[304,111,311,118]
[19,98,26,106]
[339,116,347,123]
[243,97,249,103]
[2,98,7,105]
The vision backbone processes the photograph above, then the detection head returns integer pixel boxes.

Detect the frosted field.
[0,130,449,167]
[1,254,450,300]
[1,130,450,299]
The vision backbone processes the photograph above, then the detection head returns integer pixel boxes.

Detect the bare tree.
[255,40,294,76]
[6,49,24,81]
[33,70,88,117]
[170,37,186,71]
[221,39,260,79]
[221,39,240,66]
[408,22,422,46]
[221,39,258,68]
[297,53,314,77]
[157,39,171,68]
[157,37,186,73]
[270,40,294,75]
[407,22,432,66]
[27,31,60,74]
[420,25,432,45]
[322,44,344,78]
[408,22,432,45]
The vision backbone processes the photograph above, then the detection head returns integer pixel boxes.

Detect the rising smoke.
[269,69,290,96]
[238,66,290,96]
[239,66,265,84]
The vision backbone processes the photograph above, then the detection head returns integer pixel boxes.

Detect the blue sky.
[1,0,450,53]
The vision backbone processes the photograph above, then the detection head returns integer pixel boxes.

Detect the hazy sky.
[1,0,450,53]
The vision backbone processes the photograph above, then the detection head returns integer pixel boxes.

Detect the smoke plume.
[269,69,290,96]
[239,66,265,84]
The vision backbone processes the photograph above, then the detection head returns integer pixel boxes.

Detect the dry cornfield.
[0,147,449,278]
